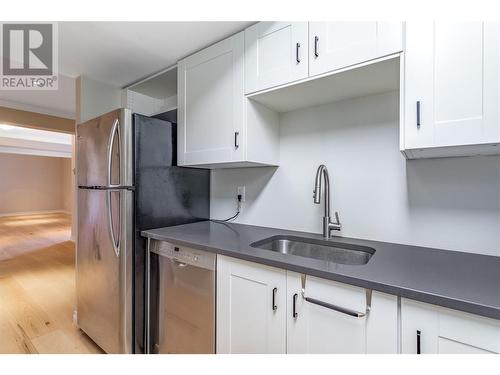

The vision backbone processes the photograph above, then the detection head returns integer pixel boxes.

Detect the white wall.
[76,75,122,124]
[0,153,73,215]
[211,91,500,256]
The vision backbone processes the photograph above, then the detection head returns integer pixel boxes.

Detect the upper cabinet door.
[245,22,309,94]
[177,32,245,166]
[403,22,500,152]
[309,22,403,77]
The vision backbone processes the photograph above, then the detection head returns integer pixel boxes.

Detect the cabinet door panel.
[178,32,244,166]
[216,256,286,354]
[403,21,435,149]
[401,298,500,354]
[309,22,403,77]
[245,22,308,93]
[403,22,500,154]
[286,273,366,354]
[433,22,484,146]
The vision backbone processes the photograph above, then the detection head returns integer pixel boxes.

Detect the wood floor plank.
[0,213,103,354]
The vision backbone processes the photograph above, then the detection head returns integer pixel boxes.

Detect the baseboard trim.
[0,209,71,218]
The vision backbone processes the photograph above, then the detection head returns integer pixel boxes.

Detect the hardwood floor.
[0,212,103,354]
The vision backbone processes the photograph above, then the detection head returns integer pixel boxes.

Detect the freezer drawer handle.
[107,118,121,187]
[300,274,371,318]
[106,189,120,257]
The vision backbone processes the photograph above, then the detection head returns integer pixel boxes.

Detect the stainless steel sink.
[250,235,375,265]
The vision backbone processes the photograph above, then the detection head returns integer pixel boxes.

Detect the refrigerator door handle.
[107,118,121,188]
[106,189,121,257]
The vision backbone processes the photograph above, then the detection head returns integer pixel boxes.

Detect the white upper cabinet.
[308,22,403,77]
[245,22,309,94]
[402,22,500,158]
[178,32,245,166]
[178,32,279,168]
[216,255,286,354]
[401,298,500,354]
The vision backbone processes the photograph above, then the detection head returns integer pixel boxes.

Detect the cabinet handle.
[234,131,239,149]
[296,42,301,63]
[314,36,319,58]
[272,287,277,311]
[416,330,421,354]
[416,101,421,128]
[292,293,298,318]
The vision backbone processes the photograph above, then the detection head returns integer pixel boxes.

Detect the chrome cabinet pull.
[416,330,421,354]
[272,287,278,311]
[292,293,298,318]
[296,42,301,63]
[314,36,319,58]
[416,101,421,128]
[234,131,239,149]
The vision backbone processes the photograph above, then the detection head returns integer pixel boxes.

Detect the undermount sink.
[250,235,375,265]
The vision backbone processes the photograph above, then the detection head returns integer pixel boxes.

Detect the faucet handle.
[334,211,340,224]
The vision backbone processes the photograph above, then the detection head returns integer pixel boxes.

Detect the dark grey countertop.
[142,221,500,320]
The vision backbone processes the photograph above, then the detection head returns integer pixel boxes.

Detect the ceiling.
[58,22,253,87]
[0,21,253,118]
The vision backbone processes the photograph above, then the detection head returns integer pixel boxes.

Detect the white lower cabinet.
[216,256,398,353]
[216,255,286,353]
[286,272,398,353]
[401,298,500,354]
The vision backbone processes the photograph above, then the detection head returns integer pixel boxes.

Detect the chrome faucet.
[313,164,341,238]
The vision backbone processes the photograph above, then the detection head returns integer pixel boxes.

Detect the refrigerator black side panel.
[132,114,210,353]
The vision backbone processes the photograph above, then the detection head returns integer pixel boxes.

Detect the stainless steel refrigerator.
[76,108,210,354]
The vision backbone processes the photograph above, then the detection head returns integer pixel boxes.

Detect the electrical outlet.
[237,186,246,202]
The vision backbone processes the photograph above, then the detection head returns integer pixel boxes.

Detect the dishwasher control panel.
[150,240,216,271]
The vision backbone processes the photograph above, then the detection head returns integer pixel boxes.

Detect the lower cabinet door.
[401,298,500,354]
[286,272,398,354]
[216,255,286,353]
[286,272,368,354]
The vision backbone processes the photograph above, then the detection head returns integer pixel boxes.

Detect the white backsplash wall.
[211,91,500,256]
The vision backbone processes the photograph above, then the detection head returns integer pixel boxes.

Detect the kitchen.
[76,20,500,355]
[1,2,499,373]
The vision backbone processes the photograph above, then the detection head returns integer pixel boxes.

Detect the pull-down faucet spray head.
[313,164,326,204]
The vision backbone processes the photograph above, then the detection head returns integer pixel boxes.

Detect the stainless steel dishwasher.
[147,240,216,354]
